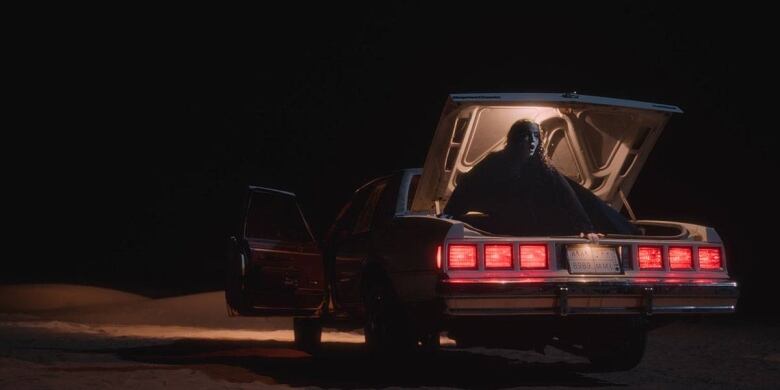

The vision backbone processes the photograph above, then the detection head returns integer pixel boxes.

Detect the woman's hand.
[580,232,605,244]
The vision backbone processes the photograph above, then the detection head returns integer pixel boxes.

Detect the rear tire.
[585,319,647,371]
[363,282,415,355]
[418,331,441,355]
[293,317,322,353]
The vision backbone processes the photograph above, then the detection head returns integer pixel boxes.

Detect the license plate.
[566,245,621,274]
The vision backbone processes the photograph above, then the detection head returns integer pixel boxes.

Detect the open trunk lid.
[411,93,682,213]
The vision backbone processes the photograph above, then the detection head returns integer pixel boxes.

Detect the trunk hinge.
[619,189,638,221]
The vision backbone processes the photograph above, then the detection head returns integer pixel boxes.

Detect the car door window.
[244,191,313,243]
[353,180,387,234]
[372,174,401,229]
[406,174,420,211]
[333,186,372,236]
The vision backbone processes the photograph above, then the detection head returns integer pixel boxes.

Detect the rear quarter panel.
[371,216,458,303]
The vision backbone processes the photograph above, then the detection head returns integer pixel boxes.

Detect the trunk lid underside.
[411,93,682,213]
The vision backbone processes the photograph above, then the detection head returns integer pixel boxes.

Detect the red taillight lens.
[448,244,477,269]
[638,246,663,270]
[436,245,442,269]
[669,246,693,270]
[519,244,547,269]
[698,247,723,270]
[485,244,513,269]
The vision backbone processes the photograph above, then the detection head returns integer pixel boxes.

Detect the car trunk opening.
[411,93,682,217]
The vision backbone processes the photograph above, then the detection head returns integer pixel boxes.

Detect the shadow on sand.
[95,339,619,388]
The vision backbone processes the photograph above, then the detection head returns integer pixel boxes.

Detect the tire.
[418,331,441,355]
[363,282,415,355]
[585,319,647,371]
[294,317,322,353]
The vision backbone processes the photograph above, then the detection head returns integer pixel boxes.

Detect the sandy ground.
[0,284,778,389]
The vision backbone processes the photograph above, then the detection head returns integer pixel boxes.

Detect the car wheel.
[294,317,322,353]
[585,319,647,371]
[418,331,441,354]
[363,283,415,355]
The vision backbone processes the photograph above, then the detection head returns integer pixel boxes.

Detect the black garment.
[565,177,641,235]
[444,150,597,236]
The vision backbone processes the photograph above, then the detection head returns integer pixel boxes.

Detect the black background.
[9,4,779,315]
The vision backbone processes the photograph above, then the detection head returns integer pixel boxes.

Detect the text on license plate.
[566,245,621,274]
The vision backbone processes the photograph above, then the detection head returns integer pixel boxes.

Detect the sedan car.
[225,92,738,370]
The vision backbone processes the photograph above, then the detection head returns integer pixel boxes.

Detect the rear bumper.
[438,278,738,316]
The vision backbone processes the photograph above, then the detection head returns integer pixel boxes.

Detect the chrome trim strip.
[250,247,321,257]
[652,306,736,314]
[441,278,737,288]
[445,306,736,316]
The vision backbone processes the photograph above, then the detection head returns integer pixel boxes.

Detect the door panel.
[334,233,369,308]
[331,175,401,310]
[227,187,324,316]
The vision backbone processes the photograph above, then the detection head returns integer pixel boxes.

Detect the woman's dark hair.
[506,119,552,169]
[506,119,538,145]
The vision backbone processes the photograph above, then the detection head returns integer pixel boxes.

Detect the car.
[225,92,738,370]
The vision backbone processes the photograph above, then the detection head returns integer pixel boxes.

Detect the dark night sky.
[10,4,779,313]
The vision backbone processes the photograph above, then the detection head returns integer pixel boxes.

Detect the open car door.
[226,186,325,316]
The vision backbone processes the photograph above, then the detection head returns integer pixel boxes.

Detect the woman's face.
[506,122,541,164]
[510,135,533,164]
[529,125,540,156]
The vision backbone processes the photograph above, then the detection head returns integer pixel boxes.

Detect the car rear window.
[406,174,420,210]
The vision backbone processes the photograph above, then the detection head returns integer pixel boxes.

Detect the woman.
[445,119,623,241]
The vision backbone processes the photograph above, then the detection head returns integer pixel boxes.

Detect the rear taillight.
[519,244,547,269]
[448,244,478,269]
[436,245,442,269]
[485,244,513,269]
[638,246,663,270]
[698,247,723,270]
[669,246,693,270]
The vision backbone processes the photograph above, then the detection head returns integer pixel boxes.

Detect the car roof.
[248,185,296,197]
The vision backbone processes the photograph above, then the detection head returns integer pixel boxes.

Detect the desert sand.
[1,284,777,389]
